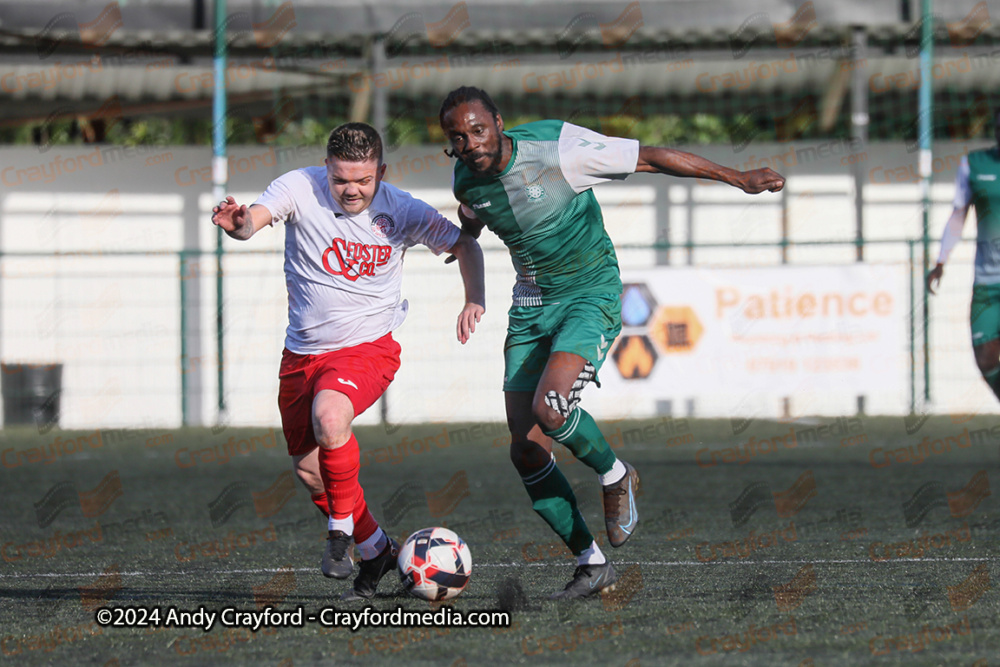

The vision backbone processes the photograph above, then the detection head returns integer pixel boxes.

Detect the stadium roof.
[1,0,998,123]
[0,0,922,35]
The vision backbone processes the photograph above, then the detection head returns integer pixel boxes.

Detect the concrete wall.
[0,139,992,428]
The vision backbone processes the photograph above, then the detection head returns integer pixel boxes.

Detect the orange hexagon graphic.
[612,335,658,380]
[649,306,703,354]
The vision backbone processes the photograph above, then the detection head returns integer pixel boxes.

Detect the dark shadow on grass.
[0,588,345,604]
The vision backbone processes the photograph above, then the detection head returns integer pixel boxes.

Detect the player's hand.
[927,263,944,295]
[211,196,251,235]
[457,303,484,344]
[737,168,785,194]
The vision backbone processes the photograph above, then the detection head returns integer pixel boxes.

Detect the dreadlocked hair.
[439,86,501,158]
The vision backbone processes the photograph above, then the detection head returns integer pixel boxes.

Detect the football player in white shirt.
[211,123,485,601]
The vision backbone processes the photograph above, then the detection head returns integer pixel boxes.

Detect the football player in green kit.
[439,86,785,599]
[928,110,1000,400]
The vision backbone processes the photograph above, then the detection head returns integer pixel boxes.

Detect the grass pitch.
[0,416,998,665]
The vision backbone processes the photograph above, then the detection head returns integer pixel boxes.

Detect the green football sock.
[542,407,616,475]
[520,455,594,555]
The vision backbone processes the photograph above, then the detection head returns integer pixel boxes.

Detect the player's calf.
[973,343,1000,400]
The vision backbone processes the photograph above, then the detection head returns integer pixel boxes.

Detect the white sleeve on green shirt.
[937,157,971,265]
[952,156,972,208]
[557,122,640,194]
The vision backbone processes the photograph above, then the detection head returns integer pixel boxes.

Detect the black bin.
[1,363,62,430]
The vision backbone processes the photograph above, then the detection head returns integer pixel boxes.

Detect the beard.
[462,143,503,175]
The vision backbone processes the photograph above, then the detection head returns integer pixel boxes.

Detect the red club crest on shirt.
[371,213,395,238]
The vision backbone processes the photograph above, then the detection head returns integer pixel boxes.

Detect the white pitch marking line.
[0,557,994,579]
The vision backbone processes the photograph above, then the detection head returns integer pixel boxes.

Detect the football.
[397,527,472,601]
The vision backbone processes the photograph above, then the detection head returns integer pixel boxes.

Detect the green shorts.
[971,283,1000,346]
[503,293,622,392]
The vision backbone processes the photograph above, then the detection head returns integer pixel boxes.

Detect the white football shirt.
[254,166,460,354]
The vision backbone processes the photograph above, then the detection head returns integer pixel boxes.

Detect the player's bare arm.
[211,195,273,240]
[457,204,486,238]
[927,204,971,295]
[635,146,785,194]
[447,230,486,344]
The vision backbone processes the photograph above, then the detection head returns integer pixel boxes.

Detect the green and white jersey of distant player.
[452,120,640,307]
[959,148,1000,285]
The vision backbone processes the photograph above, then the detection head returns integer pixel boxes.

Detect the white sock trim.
[599,459,627,486]
[552,408,582,443]
[357,528,387,561]
[329,516,354,534]
[576,540,607,566]
[521,453,557,486]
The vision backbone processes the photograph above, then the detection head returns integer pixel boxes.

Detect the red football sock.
[352,487,379,544]
[310,492,330,518]
[317,434,361,520]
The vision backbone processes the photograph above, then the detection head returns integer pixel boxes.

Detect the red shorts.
[277,333,401,457]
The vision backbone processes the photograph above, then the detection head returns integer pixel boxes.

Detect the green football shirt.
[962,148,1000,285]
[452,120,639,306]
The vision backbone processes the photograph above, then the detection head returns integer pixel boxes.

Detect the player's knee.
[509,439,529,471]
[313,414,351,449]
[312,391,354,449]
[531,396,566,432]
[316,431,351,449]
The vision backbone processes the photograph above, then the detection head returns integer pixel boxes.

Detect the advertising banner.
[602,265,908,399]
